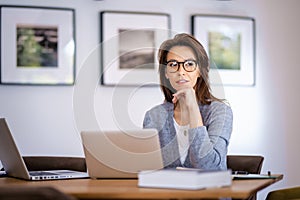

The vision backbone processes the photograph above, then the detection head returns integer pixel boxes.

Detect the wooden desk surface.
[0,175,283,200]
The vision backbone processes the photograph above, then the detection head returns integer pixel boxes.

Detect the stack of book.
[138,168,232,190]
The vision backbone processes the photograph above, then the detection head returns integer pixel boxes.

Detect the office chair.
[23,156,87,172]
[0,186,77,200]
[227,155,264,200]
[265,186,300,200]
[227,155,264,174]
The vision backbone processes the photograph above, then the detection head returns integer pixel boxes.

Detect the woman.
[143,33,233,170]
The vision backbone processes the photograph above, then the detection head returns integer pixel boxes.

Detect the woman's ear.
[165,71,169,79]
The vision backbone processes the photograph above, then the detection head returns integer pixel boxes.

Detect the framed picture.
[100,11,170,86]
[0,6,75,85]
[192,15,255,86]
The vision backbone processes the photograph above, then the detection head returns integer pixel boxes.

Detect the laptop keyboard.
[30,171,59,176]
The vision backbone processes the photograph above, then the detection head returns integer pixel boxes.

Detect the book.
[138,169,232,190]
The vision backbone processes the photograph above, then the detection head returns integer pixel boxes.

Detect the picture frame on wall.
[191,14,255,86]
[0,6,75,85]
[100,11,170,86]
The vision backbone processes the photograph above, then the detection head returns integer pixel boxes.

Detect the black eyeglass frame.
[165,59,198,73]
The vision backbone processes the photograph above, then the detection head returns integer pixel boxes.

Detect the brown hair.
[158,33,221,105]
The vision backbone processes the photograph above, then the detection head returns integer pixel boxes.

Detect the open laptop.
[81,129,164,179]
[0,118,89,181]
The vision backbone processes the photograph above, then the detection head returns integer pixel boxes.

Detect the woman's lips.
[176,79,189,84]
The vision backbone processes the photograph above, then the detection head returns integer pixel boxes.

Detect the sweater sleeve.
[143,105,168,132]
[187,102,233,170]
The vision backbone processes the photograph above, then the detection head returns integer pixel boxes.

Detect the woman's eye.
[185,61,195,66]
[169,62,178,67]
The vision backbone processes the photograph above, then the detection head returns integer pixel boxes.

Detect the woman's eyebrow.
[166,59,178,62]
[167,58,196,62]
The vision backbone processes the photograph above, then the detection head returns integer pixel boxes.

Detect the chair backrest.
[0,186,77,200]
[227,155,264,200]
[227,155,264,174]
[23,156,87,172]
[266,186,300,200]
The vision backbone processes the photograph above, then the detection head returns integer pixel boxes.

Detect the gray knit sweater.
[143,101,233,170]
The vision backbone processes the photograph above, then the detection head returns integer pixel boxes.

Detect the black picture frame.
[0,5,76,85]
[100,11,170,86]
[192,14,255,86]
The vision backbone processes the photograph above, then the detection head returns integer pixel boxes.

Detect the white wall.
[1,0,300,199]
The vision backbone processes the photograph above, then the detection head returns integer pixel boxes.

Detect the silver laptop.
[0,118,89,181]
[81,129,163,179]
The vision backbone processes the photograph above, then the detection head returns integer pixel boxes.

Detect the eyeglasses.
[165,60,198,73]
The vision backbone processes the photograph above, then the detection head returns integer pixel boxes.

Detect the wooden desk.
[0,175,283,200]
